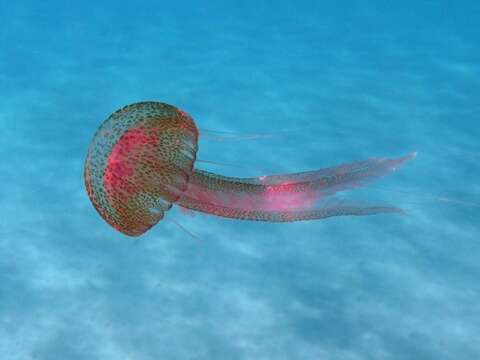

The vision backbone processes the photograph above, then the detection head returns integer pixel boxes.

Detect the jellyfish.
[84,101,415,236]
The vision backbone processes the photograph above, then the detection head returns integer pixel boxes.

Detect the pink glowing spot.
[262,182,316,211]
[104,127,159,195]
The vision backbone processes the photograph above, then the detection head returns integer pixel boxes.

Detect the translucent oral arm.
[176,153,415,219]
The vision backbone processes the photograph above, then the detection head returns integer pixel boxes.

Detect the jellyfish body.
[84,101,414,236]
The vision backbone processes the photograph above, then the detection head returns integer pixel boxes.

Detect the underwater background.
[1,1,479,359]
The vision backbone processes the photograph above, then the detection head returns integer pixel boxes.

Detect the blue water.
[1,1,479,359]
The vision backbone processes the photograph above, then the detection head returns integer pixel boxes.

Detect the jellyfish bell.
[84,102,199,236]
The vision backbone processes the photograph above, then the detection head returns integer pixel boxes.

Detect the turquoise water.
[1,1,479,359]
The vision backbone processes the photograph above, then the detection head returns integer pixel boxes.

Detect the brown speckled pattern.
[84,102,198,236]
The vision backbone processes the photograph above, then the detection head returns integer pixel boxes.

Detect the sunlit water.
[1,1,479,359]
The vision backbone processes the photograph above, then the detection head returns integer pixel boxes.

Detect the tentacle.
[175,153,415,218]
[183,153,415,213]
[177,194,403,222]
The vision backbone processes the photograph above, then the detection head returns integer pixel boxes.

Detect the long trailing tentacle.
[177,195,402,222]
[176,153,415,220]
